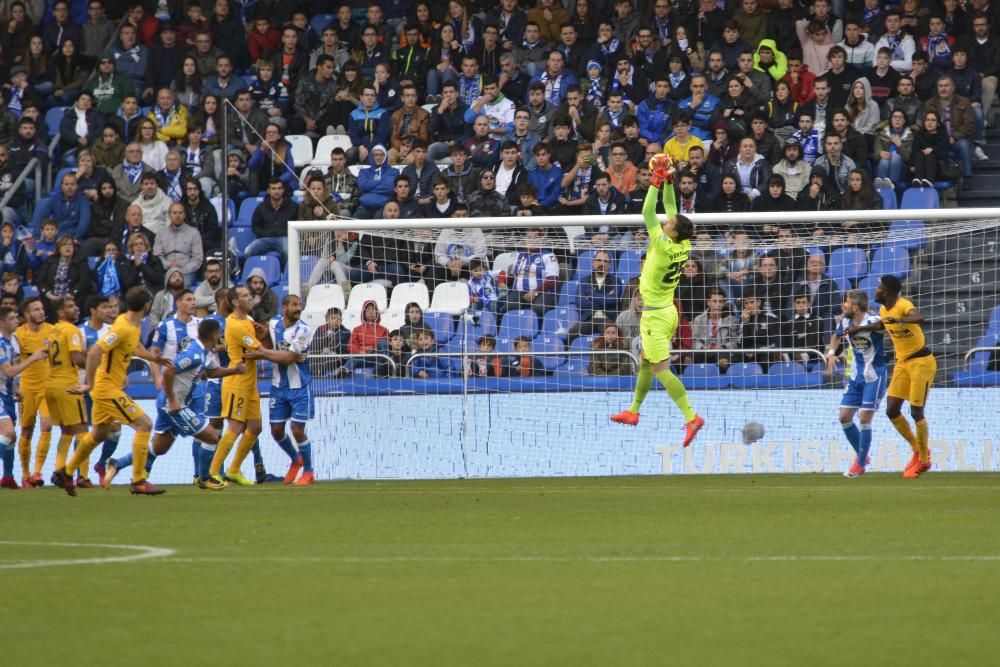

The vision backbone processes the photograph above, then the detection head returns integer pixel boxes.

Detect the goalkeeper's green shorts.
[639,305,679,365]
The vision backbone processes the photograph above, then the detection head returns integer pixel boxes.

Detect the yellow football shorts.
[639,305,679,365]
[19,390,49,426]
[91,391,146,425]
[44,389,86,426]
[888,354,937,407]
[222,389,261,422]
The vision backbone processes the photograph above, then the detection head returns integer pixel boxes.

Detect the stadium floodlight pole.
[221,98,231,289]
[287,207,1000,296]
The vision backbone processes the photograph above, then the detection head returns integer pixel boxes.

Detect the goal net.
[277,208,1000,480]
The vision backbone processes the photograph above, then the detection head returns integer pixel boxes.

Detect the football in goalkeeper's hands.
[648,153,676,184]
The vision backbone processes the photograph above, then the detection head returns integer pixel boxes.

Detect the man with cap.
[143,22,183,103]
[772,138,812,200]
[84,55,138,117]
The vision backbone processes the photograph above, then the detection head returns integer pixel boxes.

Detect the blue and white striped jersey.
[0,335,18,397]
[836,313,887,384]
[164,338,219,405]
[205,313,227,385]
[153,315,202,361]
[268,316,314,389]
[79,321,110,350]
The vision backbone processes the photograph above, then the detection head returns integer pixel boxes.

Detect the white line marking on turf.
[162,555,1000,564]
[0,541,176,570]
[243,484,1000,495]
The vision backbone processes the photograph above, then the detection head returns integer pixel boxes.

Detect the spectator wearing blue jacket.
[247,123,297,193]
[356,145,400,218]
[410,328,454,379]
[31,172,91,239]
[108,24,148,92]
[678,75,721,141]
[203,55,247,103]
[637,77,676,144]
[570,250,625,342]
[347,84,391,165]
[526,143,564,209]
[530,50,579,106]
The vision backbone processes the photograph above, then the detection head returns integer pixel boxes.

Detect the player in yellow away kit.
[208,286,287,485]
[53,287,173,496]
[44,297,90,489]
[849,275,936,478]
[14,298,53,487]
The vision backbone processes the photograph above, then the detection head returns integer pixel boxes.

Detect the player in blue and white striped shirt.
[149,289,201,477]
[259,294,317,485]
[0,307,48,488]
[826,289,888,478]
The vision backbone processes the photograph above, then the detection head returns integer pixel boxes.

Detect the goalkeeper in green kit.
[610,154,704,447]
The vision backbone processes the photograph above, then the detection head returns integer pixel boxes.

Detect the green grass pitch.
[4,474,1000,666]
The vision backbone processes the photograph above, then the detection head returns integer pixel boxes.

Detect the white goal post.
[288,207,1000,296]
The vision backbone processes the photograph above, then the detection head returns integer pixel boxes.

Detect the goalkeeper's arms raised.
[641,180,679,239]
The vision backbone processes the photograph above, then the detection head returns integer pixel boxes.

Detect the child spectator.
[513,183,543,216]
[348,300,388,365]
[465,334,503,378]
[411,328,452,379]
[504,336,550,377]
[1,271,22,302]
[250,59,290,124]
[589,323,633,376]
[467,258,499,312]
[25,218,58,272]
[0,222,28,275]
[376,329,411,378]
[398,302,427,351]
[309,306,352,378]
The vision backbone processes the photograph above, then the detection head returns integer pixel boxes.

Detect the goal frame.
[287,207,1000,296]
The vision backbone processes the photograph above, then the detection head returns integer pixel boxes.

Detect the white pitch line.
[241,484,1000,496]
[0,541,176,570]
[161,554,1000,564]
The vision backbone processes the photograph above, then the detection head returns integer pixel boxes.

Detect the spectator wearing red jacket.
[248,17,282,63]
[349,299,388,359]
[782,52,815,104]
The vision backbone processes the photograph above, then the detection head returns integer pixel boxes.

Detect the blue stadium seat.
[869,246,909,279]
[498,309,539,342]
[900,186,939,210]
[877,187,897,210]
[228,229,256,259]
[887,219,927,251]
[858,276,879,306]
[681,363,729,389]
[272,284,288,305]
[616,250,643,281]
[767,361,822,388]
[21,284,38,299]
[987,306,1000,336]
[574,250,599,280]
[424,312,455,345]
[726,362,765,388]
[564,336,596,374]
[541,306,580,339]
[536,336,566,371]
[557,280,579,306]
[282,255,319,286]
[44,106,68,135]
[827,247,868,284]
[459,311,497,350]
[953,334,1000,386]
[242,255,281,286]
[310,13,336,35]
[87,256,98,270]
[237,197,263,222]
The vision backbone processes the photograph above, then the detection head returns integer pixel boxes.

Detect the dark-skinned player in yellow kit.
[610,153,704,447]
[847,274,936,478]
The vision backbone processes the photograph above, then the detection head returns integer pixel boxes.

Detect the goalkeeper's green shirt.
[638,184,692,309]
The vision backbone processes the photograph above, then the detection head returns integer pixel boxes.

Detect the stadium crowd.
[0,0,994,379]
